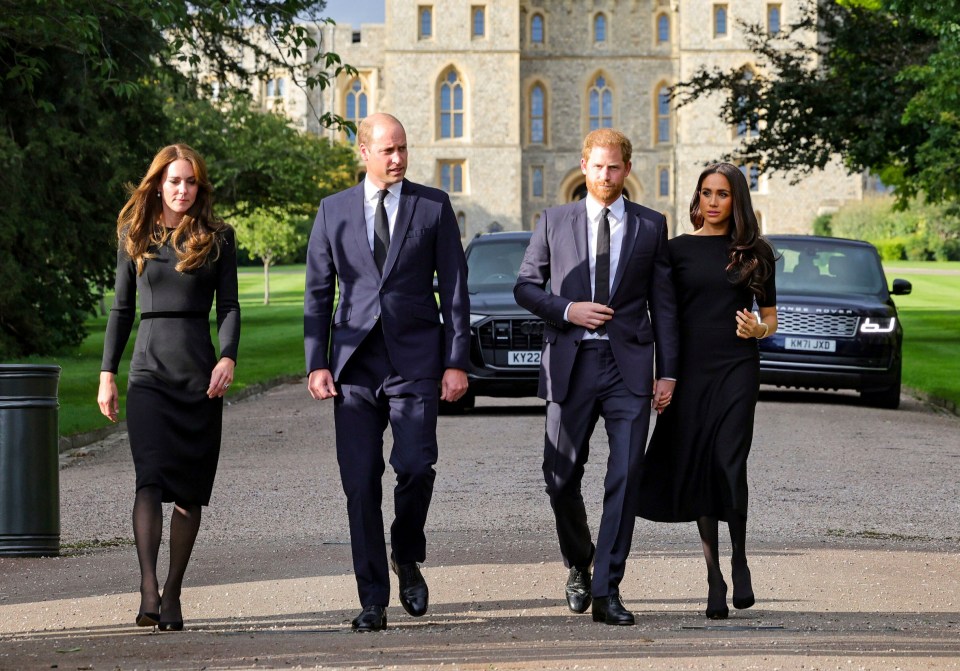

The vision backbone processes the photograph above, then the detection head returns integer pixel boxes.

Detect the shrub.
[826,196,960,261]
[813,213,833,236]
[874,239,907,261]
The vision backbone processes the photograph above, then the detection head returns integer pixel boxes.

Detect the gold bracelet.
[757,322,770,339]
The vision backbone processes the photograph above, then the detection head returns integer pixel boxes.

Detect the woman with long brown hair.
[98,144,240,631]
[638,162,777,619]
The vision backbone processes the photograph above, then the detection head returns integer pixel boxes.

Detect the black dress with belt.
[638,234,775,522]
[101,228,240,506]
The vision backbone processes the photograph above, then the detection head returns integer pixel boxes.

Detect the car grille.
[478,318,544,351]
[777,311,860,337]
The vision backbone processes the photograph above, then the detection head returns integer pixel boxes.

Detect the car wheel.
[439,390,476,415]
[860,363,902,410]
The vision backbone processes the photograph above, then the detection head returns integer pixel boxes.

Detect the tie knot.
[600,207,610,220]
[378,189,389,203]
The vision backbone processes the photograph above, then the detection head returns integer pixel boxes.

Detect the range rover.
[759,235,911,409]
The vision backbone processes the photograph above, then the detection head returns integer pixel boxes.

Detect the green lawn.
[882,265,960,409]
[10,262,960,439]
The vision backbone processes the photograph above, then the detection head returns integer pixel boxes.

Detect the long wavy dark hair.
[689,162,776,303]
[116,143,226,275]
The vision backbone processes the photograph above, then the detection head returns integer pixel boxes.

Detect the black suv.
[759,235,912,409]
[444,231,542,411]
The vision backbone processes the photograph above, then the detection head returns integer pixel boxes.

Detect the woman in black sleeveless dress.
[638,163,777,619]
[97,144,240,631]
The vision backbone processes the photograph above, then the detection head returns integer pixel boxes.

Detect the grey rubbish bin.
[0,364,61,556]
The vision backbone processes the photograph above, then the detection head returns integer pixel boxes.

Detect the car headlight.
[860,317,896,333]
[470,313,488,326]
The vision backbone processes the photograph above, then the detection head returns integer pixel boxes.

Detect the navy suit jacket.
[514,199,679,403]
[304,179,470,382]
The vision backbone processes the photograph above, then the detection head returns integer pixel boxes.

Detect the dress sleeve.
[215,226,241,362]
[101,247,137,373]
[758,265,777,307]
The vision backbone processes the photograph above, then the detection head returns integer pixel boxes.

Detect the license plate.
[508,350,541,366]
[785,337,837,352]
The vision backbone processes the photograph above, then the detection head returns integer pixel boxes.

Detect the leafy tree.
[0,0,354,358]
[232,206,305,305]
[673,0,956,205]
[165,91,359,219]
[828,196,960,260]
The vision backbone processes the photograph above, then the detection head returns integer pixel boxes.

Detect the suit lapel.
[570,203,592,298]
[610,201,640,300]
[382,179,415,280]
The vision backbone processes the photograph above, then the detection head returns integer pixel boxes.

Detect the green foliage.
[165,91,358,219]
[674,0,960,206]
[233,206,305,267]
[233,205,309,304]
[0,0,354,358]
[813,213,833,237]
[826,196,960,260]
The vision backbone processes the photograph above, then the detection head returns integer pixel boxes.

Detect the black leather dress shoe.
[391,554,429,617]
[591,593,635,625]
[565,566,592,613]
[351,605,387,632]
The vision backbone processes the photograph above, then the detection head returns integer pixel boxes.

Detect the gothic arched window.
[439,68,465,139]
[589,75,613,131]
[530,84,546,144]
[344,78,368,143]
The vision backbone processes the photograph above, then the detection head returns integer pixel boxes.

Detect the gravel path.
[1,383,958,670]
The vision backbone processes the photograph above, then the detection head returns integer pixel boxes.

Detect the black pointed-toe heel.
[705,579,729,620]
[135,611,159,627]
[732,562,755,610]
[136,591,160,627]
[159,594,184,631]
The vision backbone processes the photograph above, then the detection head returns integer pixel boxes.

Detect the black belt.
[140,311,209,320]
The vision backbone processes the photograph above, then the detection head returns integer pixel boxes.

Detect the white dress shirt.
[566,194,626,340]
[362,179,403,253]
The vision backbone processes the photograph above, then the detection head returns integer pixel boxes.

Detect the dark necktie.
[373,189,390,273]
[593,207,611,335]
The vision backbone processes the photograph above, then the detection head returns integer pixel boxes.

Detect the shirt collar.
[363,178,403,202]
[585,193,625,223]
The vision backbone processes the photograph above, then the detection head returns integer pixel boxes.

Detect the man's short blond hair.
[357,113,404,147]
[581,128,632,164]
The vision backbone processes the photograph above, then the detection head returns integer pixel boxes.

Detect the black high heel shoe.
[135,611,159,627]
[158,595,184,631]
[136,591,160,627]
[732,562,755,610]
[705,578,729,620]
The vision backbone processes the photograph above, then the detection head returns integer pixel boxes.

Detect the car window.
[772,240,886,296]
[466,239,529,292]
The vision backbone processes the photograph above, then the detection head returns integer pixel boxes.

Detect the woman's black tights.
[697,512,754,616]
[132,486,202,621]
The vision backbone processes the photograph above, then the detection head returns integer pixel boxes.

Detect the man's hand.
[441,368,468,402]
[567,302,614,330]
[308,368,337,400]
[652,378,676,414]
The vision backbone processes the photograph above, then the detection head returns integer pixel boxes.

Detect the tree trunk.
[263,255,272,305]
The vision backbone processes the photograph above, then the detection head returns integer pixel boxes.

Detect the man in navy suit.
[304,113,470,631]
[515,129,679,625]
